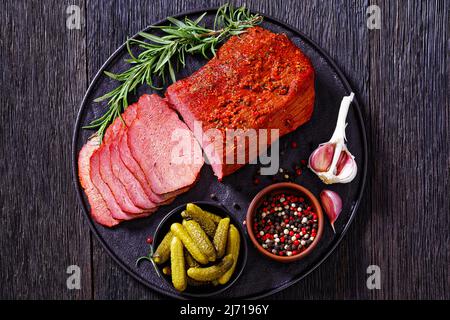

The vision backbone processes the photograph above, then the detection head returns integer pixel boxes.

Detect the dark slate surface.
[0,0,448,299]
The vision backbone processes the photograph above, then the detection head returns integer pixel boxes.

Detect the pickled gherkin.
[170,237,186,292]
[182,204,218,237]
[187,254,234,281]
[196,208,222,224]
[183,219,216,262]
[186,203,222,223]
[170,223,209,265]
[213,217,230,258]
[184,250,200,268]
[152,231,173,264]
[218,224,240,284]
[204,211,222,224]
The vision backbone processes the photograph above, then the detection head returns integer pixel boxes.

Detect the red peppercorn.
[293,250,298,255]
[280,236,285,243]
[284,219,289,223]
[296,233,301,239]
[291,141,298,148]
[295,168,302,176]
[146,236,153,244]
[289,231,294,236]
[293,240,299,246]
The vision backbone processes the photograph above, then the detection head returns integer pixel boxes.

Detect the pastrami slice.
[127,94,204,195]
[78,136,119,227]
[98,145,145,214]
[109,141,157,210]
[117,106,177,204]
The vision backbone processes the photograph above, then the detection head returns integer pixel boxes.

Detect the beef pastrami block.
[166,26,315,180]
[78,136,119,227]
[127,94,204,195]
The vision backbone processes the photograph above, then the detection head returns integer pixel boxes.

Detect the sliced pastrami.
[78,136,119,227]
[127,94,204,195]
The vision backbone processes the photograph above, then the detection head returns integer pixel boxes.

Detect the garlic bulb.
[309,93,357,184]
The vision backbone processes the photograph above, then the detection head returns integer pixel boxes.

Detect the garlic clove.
[309,143,335,172]
[334,149,357,183]
[320,190,342,233]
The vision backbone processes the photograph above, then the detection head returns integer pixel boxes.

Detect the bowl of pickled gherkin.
[151,202,248,297]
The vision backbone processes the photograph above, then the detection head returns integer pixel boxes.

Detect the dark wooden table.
[1,0,448,300]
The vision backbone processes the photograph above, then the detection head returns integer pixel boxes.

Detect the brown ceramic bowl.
[246,182,324,263]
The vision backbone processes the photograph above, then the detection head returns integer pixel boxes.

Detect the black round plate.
[152,201,248,298]
[72,8,367,299]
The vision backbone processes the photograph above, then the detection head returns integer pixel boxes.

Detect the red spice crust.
[166,26,315,179]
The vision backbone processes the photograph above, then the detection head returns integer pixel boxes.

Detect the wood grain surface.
[0,0,448,299]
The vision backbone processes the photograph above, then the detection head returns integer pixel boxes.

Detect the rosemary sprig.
[84,4,262,141]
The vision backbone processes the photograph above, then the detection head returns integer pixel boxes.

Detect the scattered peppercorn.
[210,193,218,201]
[253,191,319,257]
[146,236,153,244]
[291,141,298,149]
[233,202,241,210]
